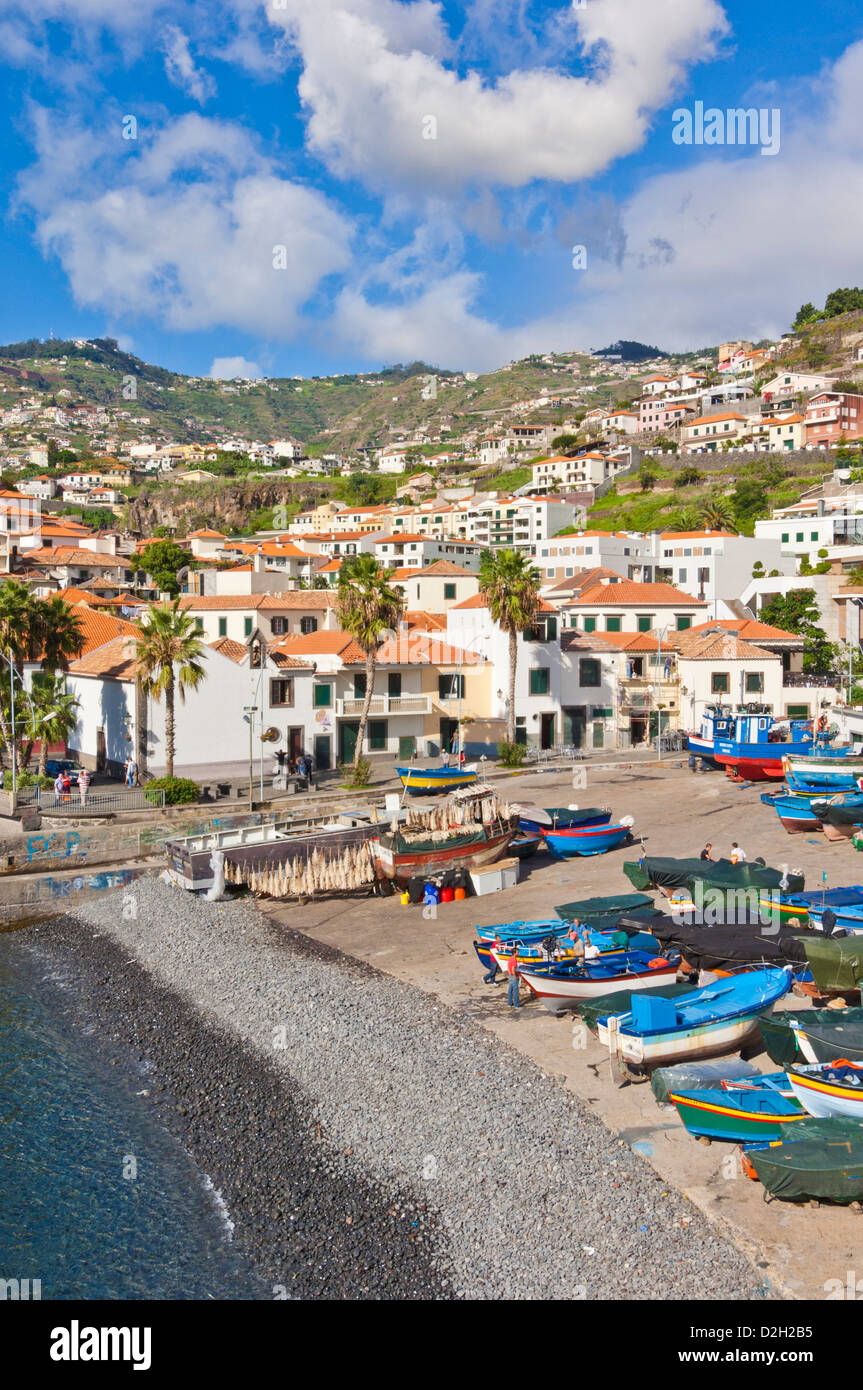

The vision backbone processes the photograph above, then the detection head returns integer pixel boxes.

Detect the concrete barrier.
[0,864,158,928]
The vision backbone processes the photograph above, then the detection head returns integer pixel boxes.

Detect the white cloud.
[18,110,354,336]
[162,25,216,104]
[209,355,262,379]
[270,0,728,194]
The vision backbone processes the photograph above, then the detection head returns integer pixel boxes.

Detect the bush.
[343,757,372,788]
[144,776,200,805]
[2,770,54,790]
[497,739,527,768]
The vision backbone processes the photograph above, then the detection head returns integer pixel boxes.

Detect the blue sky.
[1,0,862,377]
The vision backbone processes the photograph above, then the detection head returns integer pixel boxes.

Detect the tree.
[824,287,863,319]
[336,556,403,768]
[700,496,736,531]
[667,505,703,532]
[136,600,207,777]
[478,549,541,743]
[674,465,702,488]
[550,434,582,454]
[639,462,659,491]
[792,302,821,330]
[759,589,838,676]
[139,540,196,598]
[730,478,768,531]
[32,595,85,674]
[26,676,81,776]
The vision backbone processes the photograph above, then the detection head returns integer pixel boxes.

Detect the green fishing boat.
[746,1117,863,1204]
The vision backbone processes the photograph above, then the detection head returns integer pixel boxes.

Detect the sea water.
[0,932,266,1300]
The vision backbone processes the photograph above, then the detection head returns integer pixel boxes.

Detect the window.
[781,532,789,543]
[796,532,804,543]
[271,616,286,636]
[580,658,601,687]
[388,672,402,699]
[711,672,730,693]
[353,673,367,699]
[591,707,613,718]
[444,583,456,600]
[244,616,253,637]
[195,617,204,631]
[300,616,318,635]
[368,720,387,751]
[583,616,596,633]
[676,615,692,631]
[637,615,652,632]
[745,672,764,694]
[529,667,549,696]
[438,673,465,701]
[786,704,809,719]
[313,683,332,708]
[605,616,622,632]
[218,617,227,637]
[811,531,818,541]
[270,678,294,707]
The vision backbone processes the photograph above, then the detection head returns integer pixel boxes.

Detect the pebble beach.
[18,876,766,1300]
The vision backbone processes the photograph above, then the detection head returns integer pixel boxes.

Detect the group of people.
[483,917,603,1010]
[53,767,91,806]
[123,757,138,788]
[700,841,747,865]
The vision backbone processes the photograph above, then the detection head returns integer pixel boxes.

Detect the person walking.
[730,841,747,865]
[441,746,450,769]
[77,768,91,808]
[124,756,135,788]
[506,949,520,1010]
[483,934,503,985]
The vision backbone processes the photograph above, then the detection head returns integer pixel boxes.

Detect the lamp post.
[655,625,671,760]
[243,705,257,812]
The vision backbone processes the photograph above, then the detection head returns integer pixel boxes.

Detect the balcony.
[620,678,678,710]
[336,695,432,717]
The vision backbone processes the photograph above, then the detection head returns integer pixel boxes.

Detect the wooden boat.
[509,832,542,858]
[784,753,863,782]
[554,891,658,929]
[788,1060,863,1118]
[596,966,792,1071]
[624,855,805,897]
[759,1007,863,1068]
[543,817,634,858]
[787,931,863,996]
[164,811,381,891]
[518,950,679,1015]
[745,1117,863,1204]
[786,885,863,933]
[669,1081,804,1143]
[760,791,822,835]
[713,711,818,782]
[373,785,516,885]
[513,804,611,833]
[782,761,862,793]
[396,764,478,795]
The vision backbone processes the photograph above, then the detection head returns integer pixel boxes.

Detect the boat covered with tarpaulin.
[745,1117,863,1203]
[623,856,805,896]
[554,892,659,931]
[810,793,863,839]
[625,917,813,975]
[760,1007,863,1068]
[790,933,863,994]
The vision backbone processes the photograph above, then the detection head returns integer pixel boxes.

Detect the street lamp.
[655,625,672,760]
[243,705,258,812]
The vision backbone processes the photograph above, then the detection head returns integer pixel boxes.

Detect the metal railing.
[16,787,166,814]
[335,695,431,717]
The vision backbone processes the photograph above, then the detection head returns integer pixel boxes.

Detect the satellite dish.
[260,727,281,743]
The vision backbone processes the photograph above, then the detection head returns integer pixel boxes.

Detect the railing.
[335,695,431,717]
[16,787,167,814]
[783,674,839,689]
[620,679,678,709]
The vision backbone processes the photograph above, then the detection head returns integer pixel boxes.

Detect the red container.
[440,886,454,904]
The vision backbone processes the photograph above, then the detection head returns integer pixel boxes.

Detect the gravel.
[27,876,766,1300]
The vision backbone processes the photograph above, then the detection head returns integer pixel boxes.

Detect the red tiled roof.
[572,581,707,607]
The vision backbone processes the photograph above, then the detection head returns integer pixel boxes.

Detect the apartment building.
[805,392,863,447]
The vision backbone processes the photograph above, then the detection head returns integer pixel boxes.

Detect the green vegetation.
[479,549,541,744]
[139,539,196,597]
[483,466,532,491]
[496,739,527,768]
[759,589,838,676]
[136,600,207,778]
[145,776,201,805]
[336,556,403,769]
[342,756,372,788]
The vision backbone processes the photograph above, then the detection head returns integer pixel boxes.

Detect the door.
[339,721,359,765]
[96,727,106,773]
[563,706,586,749]
[440,716,459,755]
[592,721,605,749]
[540,712,555,750]
[288,727,304,763]
[314,734,331,770]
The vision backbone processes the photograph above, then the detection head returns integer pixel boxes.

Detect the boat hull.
[597,1012,768,1068]
[788,1065,863,1119]
[395,766,478,795]
[669,1087,804,1142]
[519,959,679,1014]
[374,826,514,884]
[517,808,611,833]
[543,823,632,857]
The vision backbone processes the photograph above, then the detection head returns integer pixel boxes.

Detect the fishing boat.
[640,917,812,976]
[669,1081,804,1143]
[760,1007,863,1068]
[512,804,612,834]
[784,885,863,932]
[687,704,736,763]
[509,832,543,858]
[784,753,863,783]
[760,791,822,835]
[712,710,818,782]
[543,817,634,858]
[595,966,792,1071]
[788,1060,863,1118]
[745,1117,863,1204]
[164,810,383,891]
[787,932,863,995]
[474,938,582,975]
[396,763,478,795]
[554,892,659,931]
[624,855,805,897]
[373,785,517,885]
[810,793,863,840]
[517,950,679,1015]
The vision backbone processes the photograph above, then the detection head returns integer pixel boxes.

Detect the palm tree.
[136,600,207,778]
[26,676,81,776]
[0,580,36,768]
[700,496,737,531]
[336,555,402,768]
[666,505,703,532]
[478,549,541,744]
[33,596,85,674]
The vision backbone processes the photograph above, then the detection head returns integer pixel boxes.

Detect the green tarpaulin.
[803,936,863,993]
[749,1118,863,1204]
[623,856,805,895]
[760,1007,863,1066]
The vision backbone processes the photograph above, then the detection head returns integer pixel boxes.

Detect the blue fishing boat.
[518,950,680,1014]
[396,764,478,795]
[514,804,612,834]
[596,966,792,1070]
[543,818,634,858]
[713,711,818,782]
[811,793,863,840]
[783,761,862,792]
[687,705,736,763]
[669,1079,804,1143]
[760,791,822,834]
[784,886,863,934]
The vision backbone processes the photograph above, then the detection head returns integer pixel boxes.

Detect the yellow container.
[400,891,410,906]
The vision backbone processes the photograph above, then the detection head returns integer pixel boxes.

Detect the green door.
[314,734,331,770]
[339,722,359,764]
[592,721,605,749]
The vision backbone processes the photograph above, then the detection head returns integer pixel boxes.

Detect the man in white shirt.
[730,842,747,865]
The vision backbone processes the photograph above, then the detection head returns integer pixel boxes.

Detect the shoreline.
[17,876,763,1300]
